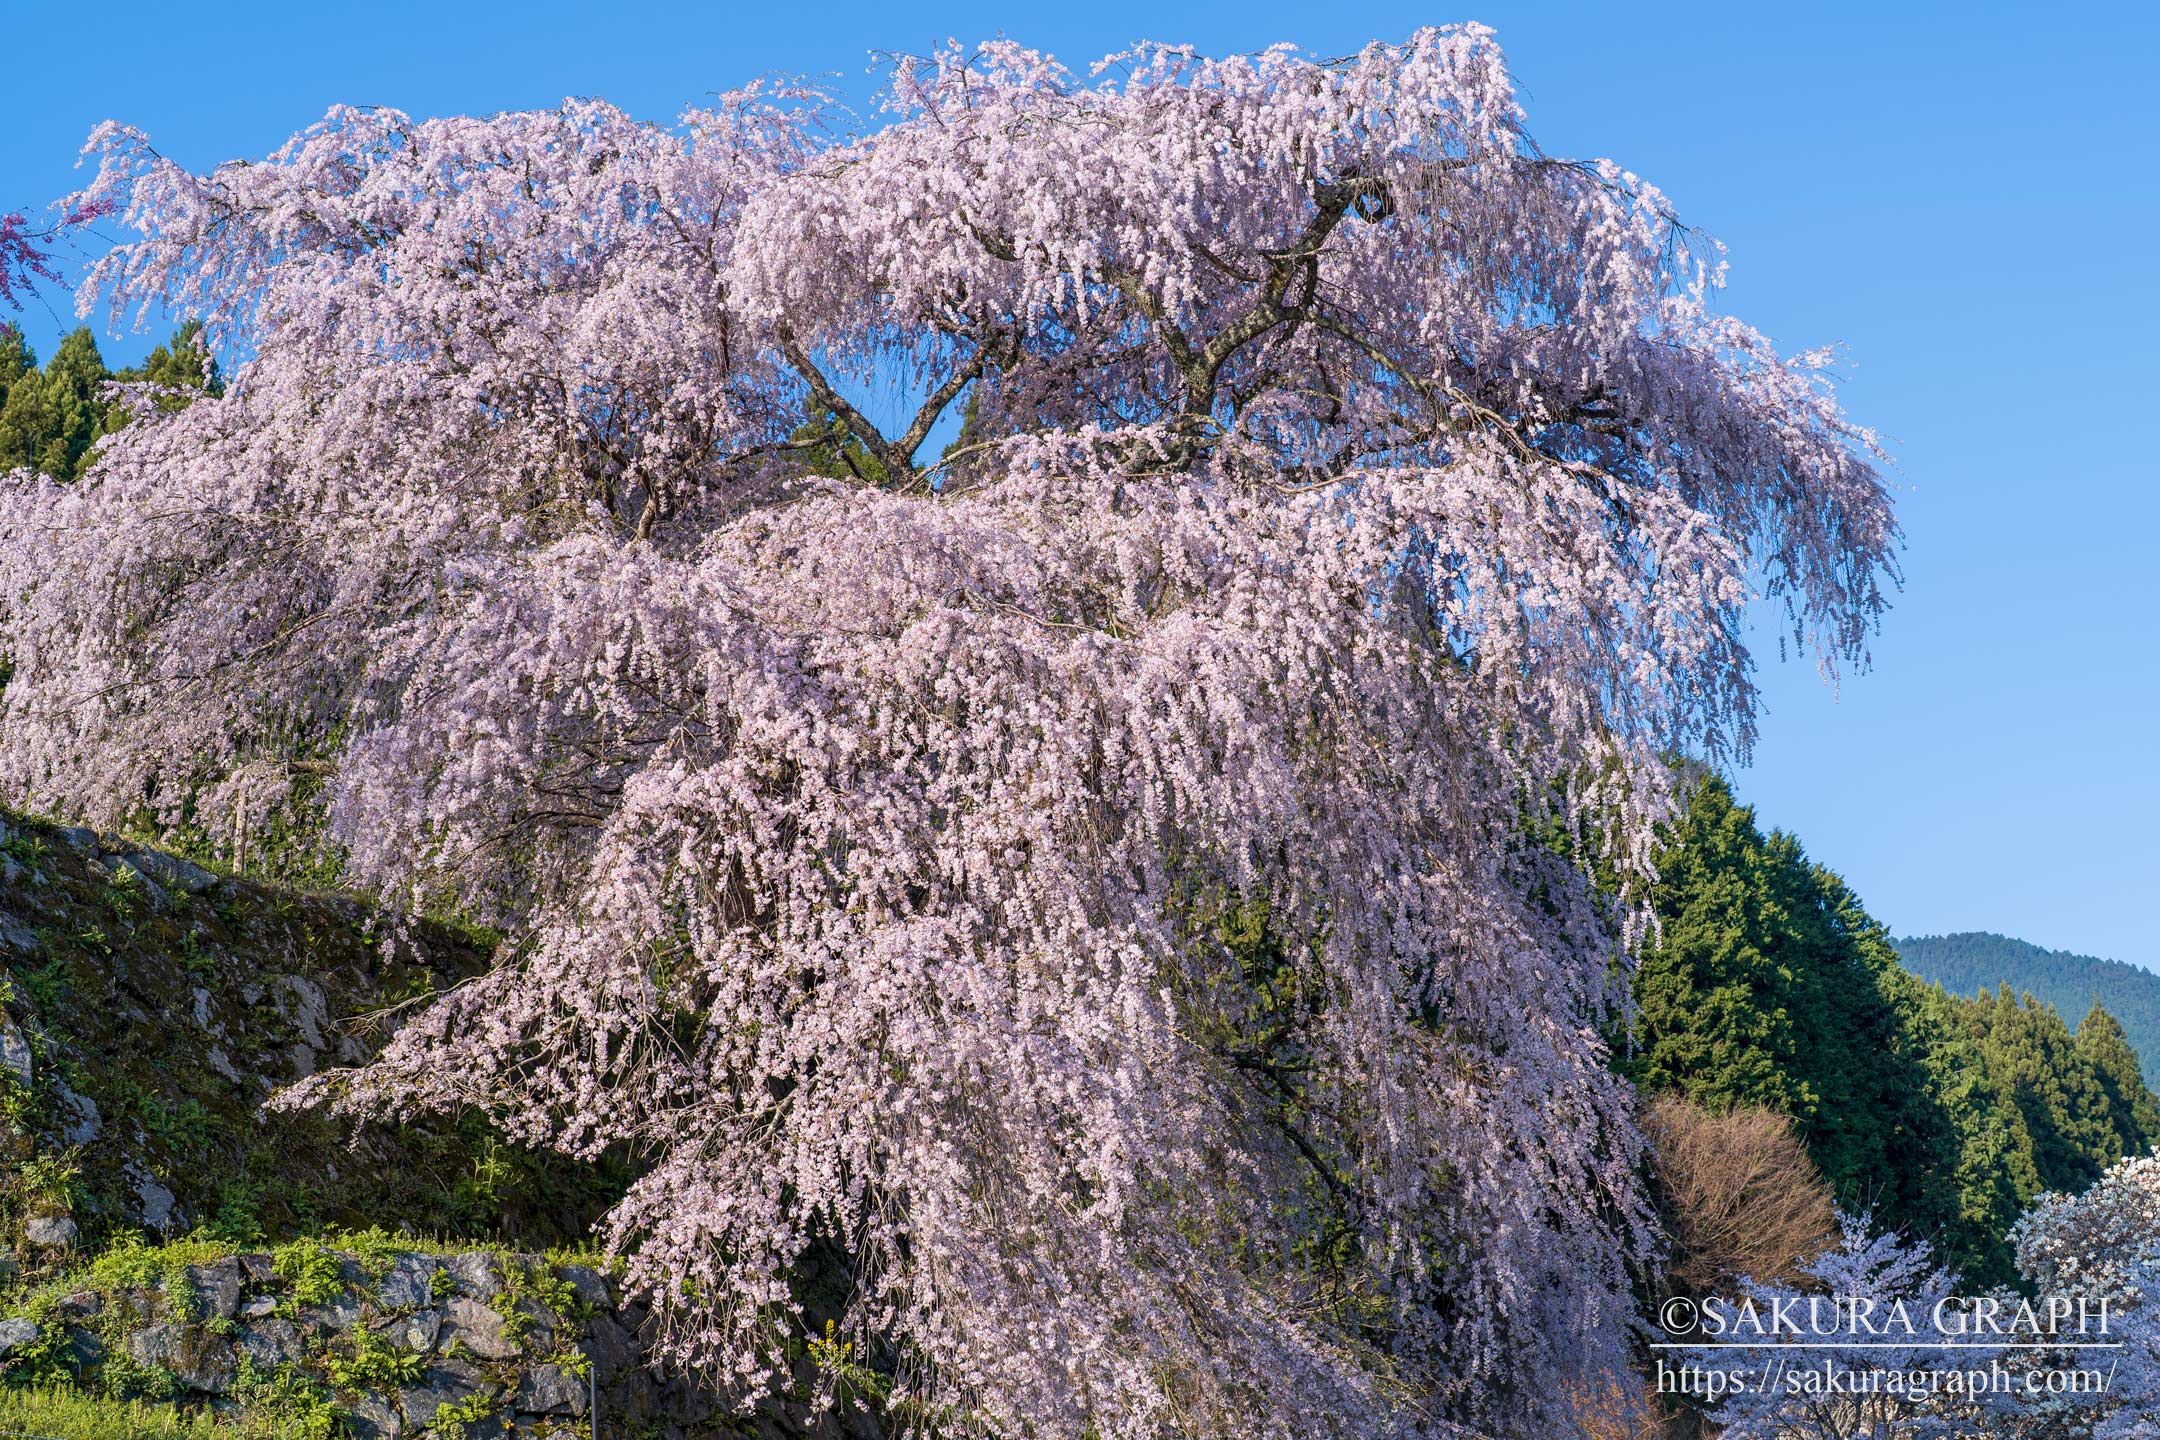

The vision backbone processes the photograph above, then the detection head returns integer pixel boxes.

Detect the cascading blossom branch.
[0,198,110,309]
[0,26,1898,1439]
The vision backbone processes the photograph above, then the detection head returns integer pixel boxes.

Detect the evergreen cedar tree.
[0,28,1905,1440]
[1631,776,2160,1288]
[0,323,221,480]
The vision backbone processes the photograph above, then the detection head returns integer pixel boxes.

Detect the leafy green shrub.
[0,831,47,868]
[11,949,70,1010]
[85,1230,237,1297]
[271,1240,345,1310]
[2,1291,83,1387]
[0,1074,36,1129]
[209,1180,267,1246]
[429,1391,498,1440]
[102,870,138,923]
[323,1324,424,1390]
[176,928,215,977]
[512,1263,586,1320]
[100,1350,180,1401]
[19,1151,83,1211]
[324,1226,400,1280]
[231,1357,340,1440]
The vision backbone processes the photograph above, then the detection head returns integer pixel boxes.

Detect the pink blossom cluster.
[0,200,108,310]
[1684,1213,2008,1440]
[0,27,1898,1438]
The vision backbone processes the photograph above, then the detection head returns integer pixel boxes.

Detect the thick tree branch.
[774,330,914,483]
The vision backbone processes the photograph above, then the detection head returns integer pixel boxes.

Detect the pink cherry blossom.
[0,200,108,310]
[0,27,1898,1438]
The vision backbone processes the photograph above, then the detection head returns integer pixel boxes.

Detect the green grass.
[85,1231,239,1295]
[0,1386,291,1440]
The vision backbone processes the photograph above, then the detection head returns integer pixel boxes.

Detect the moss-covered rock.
[0,810,628,1259]
[0,814,893,1438]
[2,1234,880,1440]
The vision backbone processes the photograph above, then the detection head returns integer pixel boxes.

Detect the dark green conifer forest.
[1897,930,2160,1081]
[0,322,220,480]
[1627,777,2160,1285]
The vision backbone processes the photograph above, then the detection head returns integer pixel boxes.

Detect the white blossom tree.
[0,27,1899,1439]
[1684,1212,2010,1440]
[2013,1153,2160,1439]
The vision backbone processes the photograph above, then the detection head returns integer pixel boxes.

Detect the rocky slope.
[0,1234,876,1440]
[0,812,890,1438]
[0,809,622,1259]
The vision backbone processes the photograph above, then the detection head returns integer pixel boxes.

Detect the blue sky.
[4,2,2156,967]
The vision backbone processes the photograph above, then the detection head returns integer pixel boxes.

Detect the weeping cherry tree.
[0,26,1898,1439]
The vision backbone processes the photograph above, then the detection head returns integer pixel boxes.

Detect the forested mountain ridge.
[1628,778,2160,1286]
[1895,931,2160,1081]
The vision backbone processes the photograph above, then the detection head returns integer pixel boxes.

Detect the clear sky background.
[3,2,2155,966]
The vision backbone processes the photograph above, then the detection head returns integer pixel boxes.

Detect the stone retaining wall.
[0,1244,871,1440]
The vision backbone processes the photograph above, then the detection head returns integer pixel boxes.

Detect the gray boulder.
[122,848,221,896]
[63,1326,105,1369]
[25,1214,77,1248]
[109,858,172,910]
[0,1318,39,1357]
[304,1291,364,1330]
[585,1314,636,1386]
[54,1082,99,1144]
[345,1392,405,1440]
[271,974,330,1049]
[439,1297,518,1360]
[184,1258,243,1321]
[556,1264,612,1309]
[0,1015,31,1087]
[398,1359,500,1431]
[131,1168,178,1232]
[513,1363,588,1416]
[237,1319,306,1369]
[442,1251,503,1300]
[378,1254,440,1311]
[378,1307,442,1354]
[127,1322,236,1393]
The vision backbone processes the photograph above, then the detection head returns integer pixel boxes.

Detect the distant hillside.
[1895,932,2160,1084]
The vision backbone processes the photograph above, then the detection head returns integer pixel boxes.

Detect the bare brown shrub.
[1642,1094,1838,1297]
[1561,1371,1668,1440]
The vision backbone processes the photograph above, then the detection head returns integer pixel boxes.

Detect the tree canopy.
[1898,930,2160,1080]
[1630,776,2160,1288]
[0,28,1900,1439]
